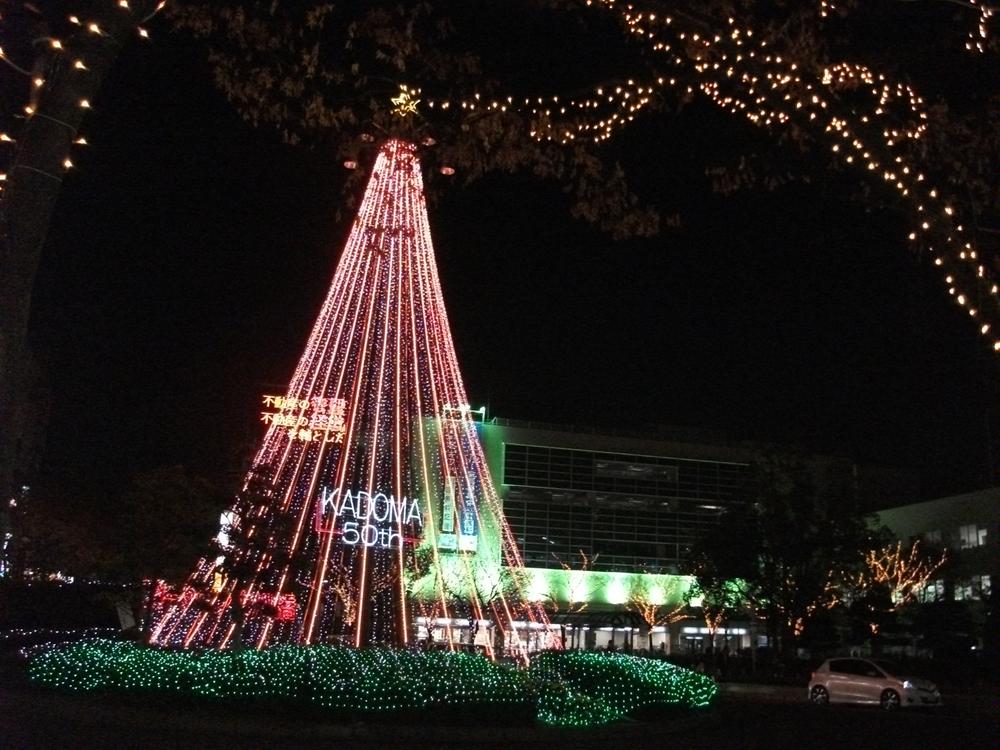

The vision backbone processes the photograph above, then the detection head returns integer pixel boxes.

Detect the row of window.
[504,498,730,573]
[917,575,991,603]
[501,444,749,573]
[924,524,988,549]
[502,444,747,503]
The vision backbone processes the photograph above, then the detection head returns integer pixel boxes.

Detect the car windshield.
[872,659,901,676]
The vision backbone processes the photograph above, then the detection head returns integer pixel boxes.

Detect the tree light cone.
[151,140,552,658]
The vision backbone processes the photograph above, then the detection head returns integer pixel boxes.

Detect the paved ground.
[1,679,996,749]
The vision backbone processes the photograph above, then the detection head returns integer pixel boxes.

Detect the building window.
[919,579,945,603]
[958,524,987,549]
[956,575,992,601]
[973,574,991,599]
[924,530,941,545]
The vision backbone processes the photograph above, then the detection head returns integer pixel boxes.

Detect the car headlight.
[902,680,914,690]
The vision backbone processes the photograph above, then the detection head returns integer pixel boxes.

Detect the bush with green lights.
[28,640,717,728]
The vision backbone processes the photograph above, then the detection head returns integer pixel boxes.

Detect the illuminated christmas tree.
[151,139,552,657]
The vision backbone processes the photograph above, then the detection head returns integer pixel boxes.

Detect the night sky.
[27,26,999,504]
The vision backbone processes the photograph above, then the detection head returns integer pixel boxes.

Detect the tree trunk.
[1,4,155,501]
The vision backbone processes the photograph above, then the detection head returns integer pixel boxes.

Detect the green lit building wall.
[476,417,755,650]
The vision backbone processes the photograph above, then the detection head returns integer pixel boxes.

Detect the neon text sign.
[261,395,348,444]
[316,487,423,549]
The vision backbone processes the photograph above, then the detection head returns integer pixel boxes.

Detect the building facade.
[876,488,997,653]
[476,417,759,652]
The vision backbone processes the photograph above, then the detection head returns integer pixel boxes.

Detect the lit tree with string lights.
[848,539,949,636]
[151,137,553,658]
[688,576,750,651]
[690,451,872,654]
[4,1,999,567]
[6,0,997,659]
[542,550,599,649]
[0,0,164,511]
[167,0,1000,357]
[626,575,690,651]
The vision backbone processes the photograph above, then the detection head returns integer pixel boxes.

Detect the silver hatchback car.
[808,657,942,710]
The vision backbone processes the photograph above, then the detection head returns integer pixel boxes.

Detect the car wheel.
[810,685,830,705]
[880,689,901,711]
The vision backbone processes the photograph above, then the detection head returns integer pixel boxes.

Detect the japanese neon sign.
[261,394,348,444]
[438,475,479,553]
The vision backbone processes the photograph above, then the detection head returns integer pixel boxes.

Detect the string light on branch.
[965,0,995,53]
[1,0,172,194]
[557,0,1000,353]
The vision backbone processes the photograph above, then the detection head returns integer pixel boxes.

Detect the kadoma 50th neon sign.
[315,487,423,548]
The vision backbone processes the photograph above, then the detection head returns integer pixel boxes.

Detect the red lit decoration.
[150,140,552,660]
[276,594,297,622]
